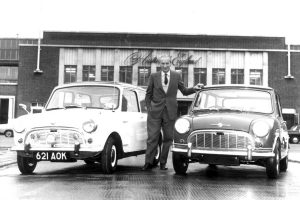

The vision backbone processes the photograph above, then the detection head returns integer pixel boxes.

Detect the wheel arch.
[108,132,124,158]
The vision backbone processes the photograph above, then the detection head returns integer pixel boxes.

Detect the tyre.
[101,137,118,174]
[266,142,280,179]
[17,155,37,174]
[4,130,13,137]
[172,152,189,174]
[280,155,288,172]
[152,142,162,166]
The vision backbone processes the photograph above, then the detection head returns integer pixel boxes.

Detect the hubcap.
[111,145,117,167]
[154,146,160,160]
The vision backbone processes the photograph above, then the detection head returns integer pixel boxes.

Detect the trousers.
[145,107,175,165]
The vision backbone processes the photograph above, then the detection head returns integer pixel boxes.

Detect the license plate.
[35,152,69,161]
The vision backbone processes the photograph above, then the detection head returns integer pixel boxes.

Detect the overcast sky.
[1,0,300,44]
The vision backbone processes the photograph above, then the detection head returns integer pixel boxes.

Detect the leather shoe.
[142,163,152,171]
[160,164,168,170]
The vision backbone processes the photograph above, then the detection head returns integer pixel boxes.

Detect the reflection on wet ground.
[1,154,299,200]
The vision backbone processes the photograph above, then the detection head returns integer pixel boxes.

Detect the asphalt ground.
[1,135,300,168]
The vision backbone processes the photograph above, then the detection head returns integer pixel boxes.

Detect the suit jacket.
[145,70,195,120]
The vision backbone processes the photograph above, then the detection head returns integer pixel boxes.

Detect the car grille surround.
[25,128,85,147]
[188,130,254,150]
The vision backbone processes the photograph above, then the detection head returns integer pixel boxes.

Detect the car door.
[275,93,289,157]
[120,89,147,152]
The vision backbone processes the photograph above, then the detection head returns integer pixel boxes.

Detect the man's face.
[160,57,171,73]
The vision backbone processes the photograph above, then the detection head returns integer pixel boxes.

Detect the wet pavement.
[1,135,300,200]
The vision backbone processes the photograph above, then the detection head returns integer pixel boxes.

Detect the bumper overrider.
[11,127,102,160]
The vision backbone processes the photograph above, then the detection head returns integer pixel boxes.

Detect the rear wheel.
[266,142,280,179]
[152,142,162,166]
[101,137,118,174]
[17,155,37,174]
[172,152,189,174]
[4,130,13,137]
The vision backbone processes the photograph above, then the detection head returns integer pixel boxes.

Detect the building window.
[194,68,207,85]
[250,69,263,85]
[0,66,18,83]
[138,66,151,86]
[64,65,77,83]
[212,68,225,85]
[175,67,188,87]
[82,65,95,81]
[101,66,114,81]
[231,69,244,84]
[119,66,133,84]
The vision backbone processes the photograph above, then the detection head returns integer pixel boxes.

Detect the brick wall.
[17,46,59,117]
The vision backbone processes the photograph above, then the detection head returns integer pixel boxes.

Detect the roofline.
[53,81,145,90]
[43,30,286,40]
[19,43,300,53]
[203,84,273,90]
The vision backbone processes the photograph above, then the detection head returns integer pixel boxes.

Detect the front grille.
[25,129,84,147]
[188,130,254,150]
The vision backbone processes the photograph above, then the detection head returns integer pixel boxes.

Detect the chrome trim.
[188,129,255,150]
[11,146,101,152]
[24,127,85,148]
[172,147,275,158]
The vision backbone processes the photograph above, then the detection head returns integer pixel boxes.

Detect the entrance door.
[0,96,15,124]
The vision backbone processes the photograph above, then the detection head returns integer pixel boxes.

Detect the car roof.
[202,84,274,91]
[53,81,145,91]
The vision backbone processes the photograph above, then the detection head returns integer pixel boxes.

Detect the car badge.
[211,122,231,128]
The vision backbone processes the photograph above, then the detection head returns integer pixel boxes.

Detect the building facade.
[0,38,37,124]
[15,32,300,127]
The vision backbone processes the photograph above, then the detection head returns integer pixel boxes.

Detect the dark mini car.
[172,85,289,179]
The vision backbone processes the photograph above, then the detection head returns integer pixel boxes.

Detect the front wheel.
[280,155,288,172]
[266,142,280,179]
[172,152,189,175]
[101,137,118,174]
[17,155,37,174]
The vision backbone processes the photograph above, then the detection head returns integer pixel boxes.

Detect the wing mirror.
[19,104,29,114]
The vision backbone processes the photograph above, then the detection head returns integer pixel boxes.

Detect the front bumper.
[11,145,101,160]
[172,143,274,161]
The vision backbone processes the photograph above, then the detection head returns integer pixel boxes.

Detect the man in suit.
[142,55,203,170]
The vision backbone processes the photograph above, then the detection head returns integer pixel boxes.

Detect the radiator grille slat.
[189,131,253,150]
[26,129,84,147]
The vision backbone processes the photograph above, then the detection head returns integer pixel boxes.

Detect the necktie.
[164,73,168,85]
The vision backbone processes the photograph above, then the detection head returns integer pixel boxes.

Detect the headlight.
[252,120,271,138]
[82,120,97,133]
[175,118,190,134]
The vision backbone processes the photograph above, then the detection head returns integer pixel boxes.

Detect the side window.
[137,90,147,113]
[122,90,139,112]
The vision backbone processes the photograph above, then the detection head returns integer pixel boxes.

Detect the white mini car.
[12,82,161,174]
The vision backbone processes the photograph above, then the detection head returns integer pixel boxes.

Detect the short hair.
[158,55,171,63]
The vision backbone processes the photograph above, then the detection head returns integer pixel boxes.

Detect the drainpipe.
[34,37,43,74]
[284,43,294,79]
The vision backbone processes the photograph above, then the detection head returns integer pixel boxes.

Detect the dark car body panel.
[172,85,289,177]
